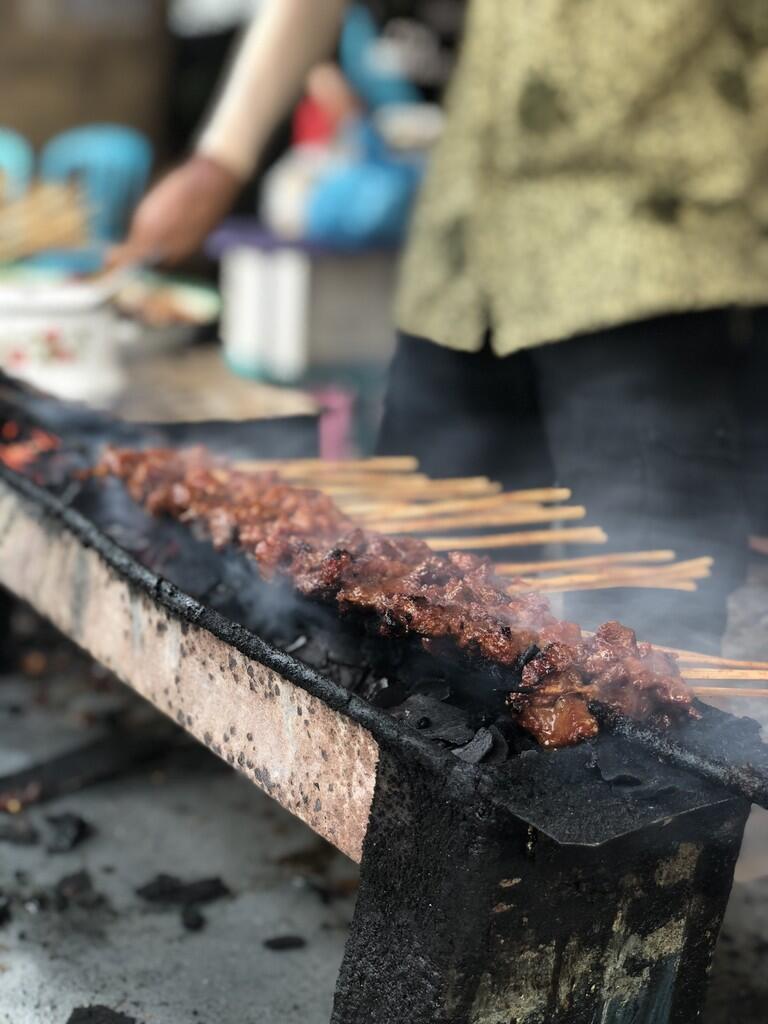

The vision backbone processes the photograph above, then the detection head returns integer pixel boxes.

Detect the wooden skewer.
[295,472,434,486]
[692,686,768,699]
[426,526,608,550]
[341,488,571,512]
[654,646,768,670]
[494,550,677,575]
[512,578,698,593]
[322,478,503,499]
[345,494,550,519]
[681,668,768,681]
[235,456,419,474]
[506,559,711,588]
[363,504,587,534]
[579,631,768,672]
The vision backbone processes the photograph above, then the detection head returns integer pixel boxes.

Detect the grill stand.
[0,473,752,1024]
[332,751,749,1024]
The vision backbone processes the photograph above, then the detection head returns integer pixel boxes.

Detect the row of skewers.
[231,454,768,702]
[234,455,710,592]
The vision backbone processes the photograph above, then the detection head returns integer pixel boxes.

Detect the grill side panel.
[0,479,379,862]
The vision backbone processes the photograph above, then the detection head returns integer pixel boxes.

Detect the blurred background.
[0,0,463,452]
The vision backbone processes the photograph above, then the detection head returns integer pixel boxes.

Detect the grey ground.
[2,560,768,1023]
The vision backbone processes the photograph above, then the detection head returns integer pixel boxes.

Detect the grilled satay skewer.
[691,686,768,698]
[236,456,419,474]
[495,550,677,574]
[343,492,571,518]
[509,558,712,590]
[426,526,608,550]
[361,504,587,533]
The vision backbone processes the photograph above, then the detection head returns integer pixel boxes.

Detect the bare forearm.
[197,0,348,179]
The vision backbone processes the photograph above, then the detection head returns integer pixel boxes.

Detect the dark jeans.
[377,311,768,652]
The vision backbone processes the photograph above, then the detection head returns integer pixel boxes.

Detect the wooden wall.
[0,0,170,153]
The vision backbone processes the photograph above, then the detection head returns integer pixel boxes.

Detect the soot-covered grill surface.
[2,374,768,833]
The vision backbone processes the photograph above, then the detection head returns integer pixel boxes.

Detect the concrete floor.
[0,754,357,1024]
[2,558,768,1023]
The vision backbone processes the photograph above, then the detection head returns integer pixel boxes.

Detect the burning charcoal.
[53,871,105,912]
[66,1009,140,1024]
[181,904,206,932]
[0,893,12,927]
[392,695,474,747]
[136,873,231,906]
[0,816,39,846]
[263,934,307,951]
[45,812,94,853]
[452,727,496,765]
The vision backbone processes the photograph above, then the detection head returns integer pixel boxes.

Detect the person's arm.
[110,0,347,266]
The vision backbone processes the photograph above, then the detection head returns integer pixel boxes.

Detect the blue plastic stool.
[0,128,34,200]
[40,124,152,243]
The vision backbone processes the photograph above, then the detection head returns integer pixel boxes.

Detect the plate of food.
[115,272,221,352]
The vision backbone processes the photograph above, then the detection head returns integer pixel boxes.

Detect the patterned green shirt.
[395,0,768,355]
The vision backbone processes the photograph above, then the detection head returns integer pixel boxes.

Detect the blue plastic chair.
[39,124,153,243]
[0,128,34,200]
[340,5,420,111]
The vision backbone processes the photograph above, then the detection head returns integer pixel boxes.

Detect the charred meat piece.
[95,447,698,749]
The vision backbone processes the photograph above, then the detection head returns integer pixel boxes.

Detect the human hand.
[107,154,242,268]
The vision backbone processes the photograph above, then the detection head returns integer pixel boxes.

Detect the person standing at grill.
[114,0,768,653]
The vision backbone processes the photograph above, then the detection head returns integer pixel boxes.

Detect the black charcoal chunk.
[136,873,230,906]
[392,695,474,747]
[452,727,495,765]
[66,1009,139,1024]
[263,934,307,951]
[46,813,94,853]
[483,725,510,764]
[54,871,105,911]
[181,904,206,932]
[0,817,39,846]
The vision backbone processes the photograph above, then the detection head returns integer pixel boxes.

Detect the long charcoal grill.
[0,376,766,1024]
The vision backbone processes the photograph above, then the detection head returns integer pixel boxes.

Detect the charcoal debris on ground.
[181,903,206,932]
[0,893,12,926]
[66,1008,140,1024]
[263,934,307,951]
[45,812,94,853]
[136,873,230,906]
[0,816,39,845]
[53,870,106,912]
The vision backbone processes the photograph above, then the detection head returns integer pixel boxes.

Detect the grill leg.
[330,751,749,1024]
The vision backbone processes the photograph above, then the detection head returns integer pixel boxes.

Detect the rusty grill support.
[0,467,753,1023]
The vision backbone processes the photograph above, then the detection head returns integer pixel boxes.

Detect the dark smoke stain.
[713,67,751,111]
[637,190,683,225]
[519,75,569,134]
[443,219,467,276]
